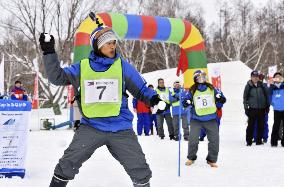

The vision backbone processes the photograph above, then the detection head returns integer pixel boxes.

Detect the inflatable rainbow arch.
[73,12,207,88]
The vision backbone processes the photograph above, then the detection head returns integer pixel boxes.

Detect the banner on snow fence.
[0,100,31,178]
[210,65,222,90]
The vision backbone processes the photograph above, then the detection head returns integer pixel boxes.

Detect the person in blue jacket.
[243,70,270,146]
[182,70,226,168]
[199,93,224,141]
[171,80,189,141]
[269,72,284,147]
[39,26,167,187]
[132,97,151,136]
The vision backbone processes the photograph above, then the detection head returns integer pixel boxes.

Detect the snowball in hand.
[44,33,51,42]
[157,101,166,110]
[216,93,221,98]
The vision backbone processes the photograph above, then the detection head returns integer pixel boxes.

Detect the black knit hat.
[251,70,259,77]
[15,80,21,84]
[273,72,282,78]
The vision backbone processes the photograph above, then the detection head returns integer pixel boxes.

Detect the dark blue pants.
[137,113,151,136]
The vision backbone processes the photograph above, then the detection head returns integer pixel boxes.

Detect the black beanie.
[273,72,282,78]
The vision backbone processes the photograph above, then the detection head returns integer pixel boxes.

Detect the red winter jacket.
[133,98,150,113]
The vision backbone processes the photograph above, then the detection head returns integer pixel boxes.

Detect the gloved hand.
[173,94,179,99]
[159,93,168,101]
[39,33,55,55]
[216,93,221,99]
[152,101,168,114]
[156,102,170,114]
[215,93,226,104]
[150,95,161,106]
[182,99,192,107]
[150,95,168,114]
[172,94,179,101]
[157,100,166,110]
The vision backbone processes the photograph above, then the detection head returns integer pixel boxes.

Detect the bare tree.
[0,0,87,114]
[208,0,284,76]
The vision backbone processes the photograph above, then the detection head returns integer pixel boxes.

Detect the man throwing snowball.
[39,26,166,187]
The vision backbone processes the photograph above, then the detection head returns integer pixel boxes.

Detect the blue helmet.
[193,70,206,83]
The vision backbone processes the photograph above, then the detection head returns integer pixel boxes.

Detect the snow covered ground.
[1,61,284,187]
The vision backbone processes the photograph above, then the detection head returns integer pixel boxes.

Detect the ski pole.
[178,88,182,177]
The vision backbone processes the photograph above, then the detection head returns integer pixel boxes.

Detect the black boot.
[173,136,179,141]
[256,141,264,145]
[49,174,69,187]
[271,140,278,147]
[133,181,150,187]
[246,141,252,146]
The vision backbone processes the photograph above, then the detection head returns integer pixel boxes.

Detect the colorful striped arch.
[73,12,207,88]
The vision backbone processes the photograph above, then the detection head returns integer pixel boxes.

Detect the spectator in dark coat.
[253,72,269,143]
[243,70,270,146]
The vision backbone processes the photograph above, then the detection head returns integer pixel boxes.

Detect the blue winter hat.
[90,26,117,49]
[193,70,206,83]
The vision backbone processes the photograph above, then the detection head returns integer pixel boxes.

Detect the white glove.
[152,105,158,114]
[152,101,166,114]
[186,100,191,104]
[216,93,221,99]
[157,101,166,110]
[159,94,168,101]
[44,33,51,42]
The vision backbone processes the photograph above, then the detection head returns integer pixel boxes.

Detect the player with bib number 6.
[39,26,166,187]
[182,70,226,168]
